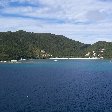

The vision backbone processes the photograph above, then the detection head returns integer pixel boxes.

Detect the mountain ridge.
[0,30,112,60]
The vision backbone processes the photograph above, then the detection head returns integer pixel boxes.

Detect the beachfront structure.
[11,60,17,63]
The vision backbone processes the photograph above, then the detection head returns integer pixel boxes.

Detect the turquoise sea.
[0,60,112,112]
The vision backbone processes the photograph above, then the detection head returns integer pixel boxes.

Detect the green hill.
[0,30,112,61]
[0,30,89,60]
[84,41,112,59]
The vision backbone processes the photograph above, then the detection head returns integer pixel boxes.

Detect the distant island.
[0,30,112,61]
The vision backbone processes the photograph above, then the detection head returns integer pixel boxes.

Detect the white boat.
[54,60,58,62]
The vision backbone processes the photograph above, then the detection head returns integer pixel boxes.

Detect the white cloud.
[1,0,112,23]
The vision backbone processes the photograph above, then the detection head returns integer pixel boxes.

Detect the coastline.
[49,57,100,60]
[0,57,103,64]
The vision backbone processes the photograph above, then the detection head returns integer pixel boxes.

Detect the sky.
[0,0,112,44]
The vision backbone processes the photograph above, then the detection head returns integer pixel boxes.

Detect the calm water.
[0,60,112,112]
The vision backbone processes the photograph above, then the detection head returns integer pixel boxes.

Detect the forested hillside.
[0,30,89,60]
[0,30,112,61]
[84,41,112,59]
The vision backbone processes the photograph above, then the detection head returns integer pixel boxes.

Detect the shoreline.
[49,58,100,60]
[0,58,104,64]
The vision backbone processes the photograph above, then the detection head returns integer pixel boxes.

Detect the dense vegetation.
[0,30,112,60]
[85,41,112,59]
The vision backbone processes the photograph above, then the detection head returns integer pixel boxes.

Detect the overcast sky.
[0,0,112,43]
